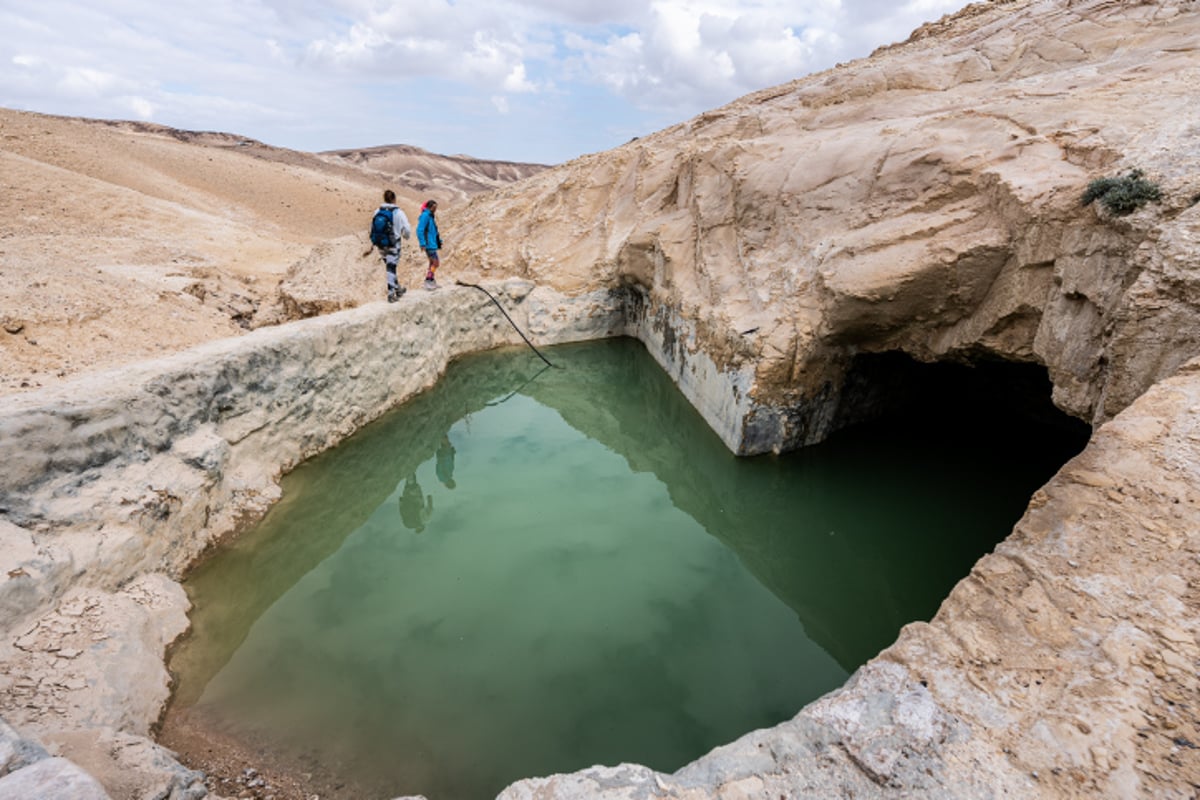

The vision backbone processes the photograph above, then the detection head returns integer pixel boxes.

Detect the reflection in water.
[435,435,456,490]
[398,473,433,533]
[167,339,1086,800]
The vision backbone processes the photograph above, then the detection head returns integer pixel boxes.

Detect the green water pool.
[167,338,1085,800]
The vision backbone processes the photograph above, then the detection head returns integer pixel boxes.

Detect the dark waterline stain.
[165,338,1087,800]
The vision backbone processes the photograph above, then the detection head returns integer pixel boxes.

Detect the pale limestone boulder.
[0,575,189,736]
[0,716,49,777]
[273,234,387,318]
[1,717,114,800]
[43,728,207,800]
[0,756,111,800]
[0,519,76,635]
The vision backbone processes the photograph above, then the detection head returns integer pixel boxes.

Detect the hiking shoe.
[387,288,404,303]
[424,278,438,290]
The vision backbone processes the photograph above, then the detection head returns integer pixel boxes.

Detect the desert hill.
[322,143,548,199]
[0,108,546,394]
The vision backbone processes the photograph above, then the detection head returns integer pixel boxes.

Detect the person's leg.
[424,250,440,288]
[385,249,404,300]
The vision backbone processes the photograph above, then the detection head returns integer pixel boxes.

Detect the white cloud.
[126,96,155,119]
[297,2,550,105]
[0,0,972,162]
[560,0,847,113]
[509,0,647,25]
[503,64,537,93]
[60,67,122,96]
[551,0,968,116]
[304,22,390,64]
[461,31,530,86]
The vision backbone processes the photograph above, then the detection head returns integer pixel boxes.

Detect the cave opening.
[831,350,1092,455]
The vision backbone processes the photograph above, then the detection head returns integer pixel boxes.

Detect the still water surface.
[169,338,1083,800]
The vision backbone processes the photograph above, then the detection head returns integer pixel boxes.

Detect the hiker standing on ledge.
[369,189,412,303]
[417,199,442,290]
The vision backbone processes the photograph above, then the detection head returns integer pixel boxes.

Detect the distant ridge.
[61,112,551,202]
[322,143,549,201]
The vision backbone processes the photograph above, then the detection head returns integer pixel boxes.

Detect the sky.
[0,0,970,165]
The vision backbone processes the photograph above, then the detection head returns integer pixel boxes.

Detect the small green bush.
[1081,169,1162,216]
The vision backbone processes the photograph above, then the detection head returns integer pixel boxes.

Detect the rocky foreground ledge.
[1,282,1198,798]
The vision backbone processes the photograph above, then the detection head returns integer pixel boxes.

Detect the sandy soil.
[158,707,375,800]
[0,107,544,396]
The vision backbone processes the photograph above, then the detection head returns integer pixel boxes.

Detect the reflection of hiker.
[369,189,413,303]
[436,435,456,489]
[398,473,433,533]
[416,199,442,291]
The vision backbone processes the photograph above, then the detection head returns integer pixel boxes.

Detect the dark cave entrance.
[831,351,1092,457]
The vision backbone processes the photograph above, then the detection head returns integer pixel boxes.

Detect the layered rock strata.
[449,0,1200,454]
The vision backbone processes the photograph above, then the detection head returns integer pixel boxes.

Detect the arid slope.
[322,143,548,200]
[0,109,545,394]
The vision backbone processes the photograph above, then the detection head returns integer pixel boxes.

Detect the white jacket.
[380,203,412,246]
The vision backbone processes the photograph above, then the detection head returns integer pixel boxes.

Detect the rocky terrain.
[0,109,546,395]
[2,0,1200,798]
[445,0,1200,453]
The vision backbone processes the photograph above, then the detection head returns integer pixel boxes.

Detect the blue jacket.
[417,208,440,251]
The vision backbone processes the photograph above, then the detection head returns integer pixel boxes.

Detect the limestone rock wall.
[450,0,1200,454]
[0,284,624,608]
[0,712,207,800]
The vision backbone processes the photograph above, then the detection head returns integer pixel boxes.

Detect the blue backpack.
[370,207,395,248]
